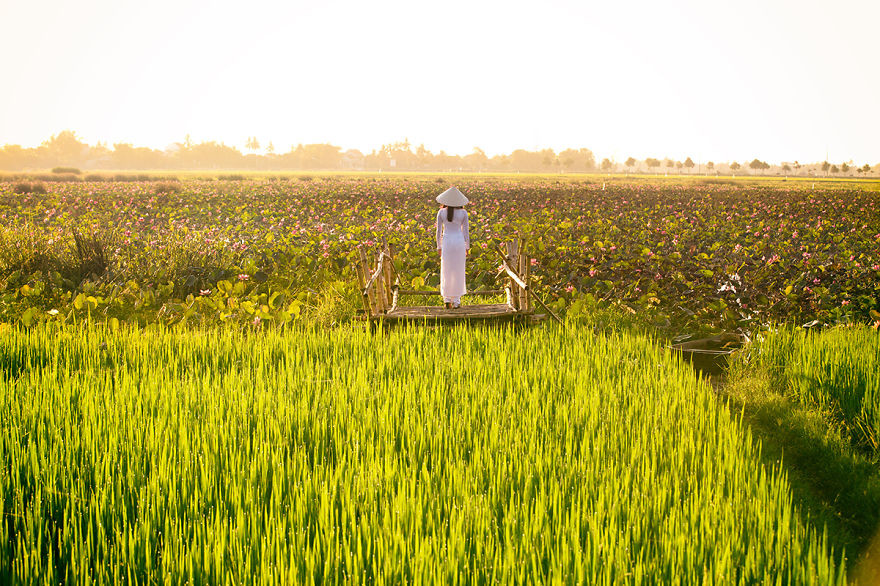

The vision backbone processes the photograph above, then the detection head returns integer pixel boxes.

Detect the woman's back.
[438,207,467,233]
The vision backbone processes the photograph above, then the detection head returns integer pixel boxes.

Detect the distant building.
[342,149,365,170]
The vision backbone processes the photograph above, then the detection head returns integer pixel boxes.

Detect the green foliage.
[0,324,844,582]
[0,177,877,333]
[153,180,182,194]
[12,181,46,194]
[731,325,880,456]
[723,370,880,572]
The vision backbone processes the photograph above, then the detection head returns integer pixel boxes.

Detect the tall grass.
[731,326,880,455]
[1,324,843,583]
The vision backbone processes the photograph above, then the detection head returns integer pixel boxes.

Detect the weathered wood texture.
[382,304,520,323]
[397,289,505,296]
[357,238,548,325]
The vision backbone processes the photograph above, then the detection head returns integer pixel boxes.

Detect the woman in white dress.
[435,186,470,309]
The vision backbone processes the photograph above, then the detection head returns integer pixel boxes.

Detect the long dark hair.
[446,206,460,222]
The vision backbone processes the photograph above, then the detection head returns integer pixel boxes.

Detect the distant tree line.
[0,131,597,173]
[0,131,876,176]
[610,155,877,178]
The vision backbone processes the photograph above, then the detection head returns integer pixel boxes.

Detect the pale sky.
[1,0,878,165]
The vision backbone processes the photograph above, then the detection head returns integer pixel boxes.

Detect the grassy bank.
[723,325,880,582]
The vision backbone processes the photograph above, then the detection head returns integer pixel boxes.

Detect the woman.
[435,186,470,309]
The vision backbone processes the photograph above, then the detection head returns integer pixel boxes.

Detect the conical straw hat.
[435,186,469,206]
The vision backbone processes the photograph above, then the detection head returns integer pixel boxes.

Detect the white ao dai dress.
[435,207,470,304]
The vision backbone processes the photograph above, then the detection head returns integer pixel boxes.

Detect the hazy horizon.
[2,0,878,165]
[4,131,877,169]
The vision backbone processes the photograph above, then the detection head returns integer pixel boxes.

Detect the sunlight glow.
[1,0,877,164]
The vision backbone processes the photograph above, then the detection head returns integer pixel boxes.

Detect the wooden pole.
[521,239,530,312]
[374,253,387,313]
[375,279,386,313]
[384,241,399,282]
[517,240,528,311]
[494,244,528,290]
[397,289,504,296]
[355,260,370,316]
[361,250,388,313]
[507,240,519,310]
[529,289,565,326]
[496,241,564,326]
[358,247,374,316]
[367,262,378,314]
[382,250,394,307]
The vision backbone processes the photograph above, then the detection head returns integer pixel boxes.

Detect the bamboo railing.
[356,238,557,324]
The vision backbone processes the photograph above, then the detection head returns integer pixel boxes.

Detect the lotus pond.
[1,176,878,332]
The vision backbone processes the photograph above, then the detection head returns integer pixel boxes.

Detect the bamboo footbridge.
[355,239,562,326]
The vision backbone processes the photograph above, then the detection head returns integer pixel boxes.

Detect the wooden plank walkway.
[382,303,519,323]
[356,238,559,327]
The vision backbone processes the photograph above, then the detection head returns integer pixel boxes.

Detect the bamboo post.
[374,253,387,314]
[382,240,397,279]
[385,244,402,287]
[382,250,394,307]
[366,261,378,314]
[355,260,370,316]
[375,279,385,313]
[517,240,528,311]
[358,247,374,316]
[387,244,400,311]
[497,242,516,310]
[363,258,379,315]
[507,240,519,310]
[361,248,390,314]
[495,246,528,290]
[521,240,531,312]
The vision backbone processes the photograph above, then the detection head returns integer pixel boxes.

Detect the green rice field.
[1,323,845,584]
[732,326,880,456]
